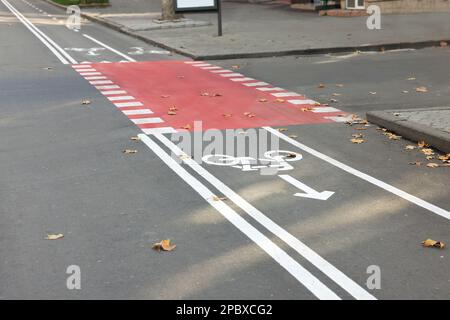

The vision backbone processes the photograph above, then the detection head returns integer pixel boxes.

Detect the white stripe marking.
[257,87,284,91]
[115,102,143,108]
[85,76,107,80]
[79,72,102,76]
[288,99,318,105]
[76,68,96,72]
[138,133,341,300]
[272,92,302,98]
[122,109,153,115]
[312,107,341,113]
[90,80,113,85]
[211,70,232,73]
[141,127,177,134]
[220,73,243,78]
[192,63,211,67]
[96,85,120,90]
[131,117,163,124]
[265,127,450,220]
[108,96,135,101]
[230,77,254,82]
[201,66,222,70]
[101,90,127,96]
[243,82,269,87]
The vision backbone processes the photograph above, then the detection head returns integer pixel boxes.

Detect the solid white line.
[122,109,153,115]
[192,63,211,67]
[201,66,221,70]
[101,90,127,96]
[1,0,69,64]
[73,65,92,68]
[141,127,177,134]
[288,99,318,105]
[83,34,136,62]
[312,107,341,113]
[243,82,269,87]
[96,85,120,90]
[85,76,107,80]
[265,127,450,220]
[1,0,77,64]
[153,133,376,300]
[90,80,113,85]
[184,61,203,64]
[138,133,341,300]
[79,72,102,76]
[211,70,232,73]
[107,96,135,101]
[131,117,163,124]
[75,68,96,72]
[114,102,143,108]
[272,92,301,98]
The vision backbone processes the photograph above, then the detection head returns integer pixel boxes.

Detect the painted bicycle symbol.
[202,150,302,172]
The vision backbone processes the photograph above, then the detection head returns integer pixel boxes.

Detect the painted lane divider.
[279,175,335,201]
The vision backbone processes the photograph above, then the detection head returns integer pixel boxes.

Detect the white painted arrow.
[279,175,334,201]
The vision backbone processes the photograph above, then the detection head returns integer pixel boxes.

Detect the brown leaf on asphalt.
[212,195,227,201]
[200,92,210,96]
[407,77,416,81]
[426,163,440,168]
[123,149,137,154]
[352,133,363,138]
[130,136,140,141]
[167,111,177,115]
[275,98,285,103]
[258,98,268,103]
[335,84,344,88]
[402,90,409,94]
[417,141,429,148]
[369,92,377,95]
[318,83,325,88]
[409,161,422,166]
[426,156,434,160]
[440,41,448,47]
[332,93,341,96]
[222,113,232,118]
[152,239,176,252]
[177,75,185,79]
[438,154,450,161]
[421,148,434,156]
[405,145,416,150]
[286,153,298,159]
[231,65,240,70]
[330,98,338,103]
[383,132,401,140]
[289,135,298,138]
[278,128,288,132]
[43,67,53,71]
[351,138,365,144]
[416,86,428,93]
[45,233,64,240]
[422,239,445,249]
[160,95,170,98]
[212,93,222,97]
[181,124,191,130]
[300,107,314,112]
[81,100,91,105]
[244,112,255,118]
[355,127,367,130]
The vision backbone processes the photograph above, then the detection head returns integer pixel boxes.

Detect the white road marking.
[131,117,163,124]
[152,133,376,300]
[279,174,334,201]
[85,76,107,80]
[257,87,284,91]
[138,133,341,300]
[192,63,211,67]
[243,82,269,87]
[1,0,76,64]
[79,72,102,76]
[201,66,222,70]
[73,64,92,69]
[90,80,113,85]
[122,109,153,115]
[101,90,127,96]
[230,77,254,82]
[220,73,243,78]
[265,127,450,220]
[83,34,136,62]
[312,107,341,113]
[114,102,143,108]
[75,68,96,72]
[272,92,301,98]
[96,85,120,90]
[107,96,135,101]
[288,99,318,105]
[141,127,177,134]
[211,70,232,73]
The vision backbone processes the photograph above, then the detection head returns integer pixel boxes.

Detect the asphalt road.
[1,0,449,300]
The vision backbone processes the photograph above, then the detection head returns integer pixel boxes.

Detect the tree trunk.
[161,0,178,20]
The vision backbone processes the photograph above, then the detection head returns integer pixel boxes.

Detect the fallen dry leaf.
[278,128,288,132]
[421,148,434,156]
[426,163,440,168]
[152,239,176,252]
[169,106,178,111]
[426,156,434,160]
[383,132,401,140]
[332,93,341,96]
[300,107,314,112]
[409,161,422,166]
[258,98,268,103]
[289,135,298,138]
[369,92,377,95]
[351,138,365,144]
[422,239,445,249]
[212,93,222,97]
[160,95,170,98]
[402,90,409,94]
[335,84,344,88]
[222,113,232,118]
[405,145,416,150]
[212,195,227,201]
[286,153,298,159]
[200,92,210,96]
[318,83,325,88]
[123,149,137,154]
[81,100,91,105]
[181,124,192,130]
[407,77,416,81]
[45,233,64,240]
[355,127,367,130]
[244,112,255,118]
[330,98,338,103]
[275,98,285,103]
[177,75,185,79]
[438,154,450,161]
[167,111,177,115]
[416,86,428,93]
[352,133,363,138]
[440,41,448,47]
[231,65,240,70]
[130,136,140,141]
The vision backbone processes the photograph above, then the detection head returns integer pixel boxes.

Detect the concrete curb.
[42,0,450,61]
[367,107,450,153]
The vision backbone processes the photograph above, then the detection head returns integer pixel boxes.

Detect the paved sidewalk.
[63,0,450,59]
[367,107,450,153]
